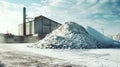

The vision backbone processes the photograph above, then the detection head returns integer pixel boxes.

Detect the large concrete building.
[18,15,61,39]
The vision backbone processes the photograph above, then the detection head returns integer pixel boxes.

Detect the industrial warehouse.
[0,7,61,43]
[19,7,61,38]
[18,15,61,39]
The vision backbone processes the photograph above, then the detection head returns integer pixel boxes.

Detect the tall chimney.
[23,7,26,36]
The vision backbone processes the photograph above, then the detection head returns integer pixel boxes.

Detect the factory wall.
[26,22,30,35]
[19,21,34,36]
[34,18,42,34]
[18,24,23,36]
[42,18,51,34]
[34,16,61,35]
[31,21,34,35]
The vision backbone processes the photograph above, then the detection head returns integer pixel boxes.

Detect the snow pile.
[33,22,102,49]
[87,27,120,48]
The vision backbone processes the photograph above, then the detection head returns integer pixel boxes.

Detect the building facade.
[112,34,120,41]
[18,15,61,38]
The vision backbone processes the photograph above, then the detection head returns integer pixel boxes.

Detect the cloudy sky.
[0,0,120,35]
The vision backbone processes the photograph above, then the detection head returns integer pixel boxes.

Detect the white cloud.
[49,0,63,6]
[87,0,98,3]
[0,0,119,35]
[0,0,24,34]
[32,3,42,7]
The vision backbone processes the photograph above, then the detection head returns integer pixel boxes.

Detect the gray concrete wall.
[0,35,5,43]
[0,34,39,43]
[34,18,42,34]
[18,24,23,36]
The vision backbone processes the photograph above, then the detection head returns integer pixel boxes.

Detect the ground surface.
[0,43,120,67]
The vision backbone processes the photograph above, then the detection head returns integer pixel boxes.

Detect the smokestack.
[23,7,26,36]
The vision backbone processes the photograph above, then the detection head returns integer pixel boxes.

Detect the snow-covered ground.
[0,43,120,67]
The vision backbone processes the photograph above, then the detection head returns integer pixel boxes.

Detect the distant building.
[111,34,120,41]
[18,15,61,39]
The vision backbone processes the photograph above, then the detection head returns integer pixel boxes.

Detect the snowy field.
[0,43,120,67]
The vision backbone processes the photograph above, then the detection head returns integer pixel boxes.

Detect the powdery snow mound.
[87,26,120,48]
[34,22,102,49]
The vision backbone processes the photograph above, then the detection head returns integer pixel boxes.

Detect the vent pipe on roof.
[23,7,26,36]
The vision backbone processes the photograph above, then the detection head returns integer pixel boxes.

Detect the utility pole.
[23,7,26,36]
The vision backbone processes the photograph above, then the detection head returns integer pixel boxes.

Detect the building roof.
[19,15,62,25]
[35,15,62,25]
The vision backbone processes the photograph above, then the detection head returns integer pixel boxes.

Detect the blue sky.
[0,0,120,35]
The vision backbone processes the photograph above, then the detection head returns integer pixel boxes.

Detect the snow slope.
[33,22,102,49]
[87,26,120,48]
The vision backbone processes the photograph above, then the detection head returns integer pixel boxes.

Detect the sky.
[0,0,120,35]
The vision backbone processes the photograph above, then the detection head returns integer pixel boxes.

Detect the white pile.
[87,26,120,48]
[34,22,103,49]
[33,22,120,49]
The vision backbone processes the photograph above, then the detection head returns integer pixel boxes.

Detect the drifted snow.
[33,22,120,49]
[87,26,120,48]
[33,22,103,49]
